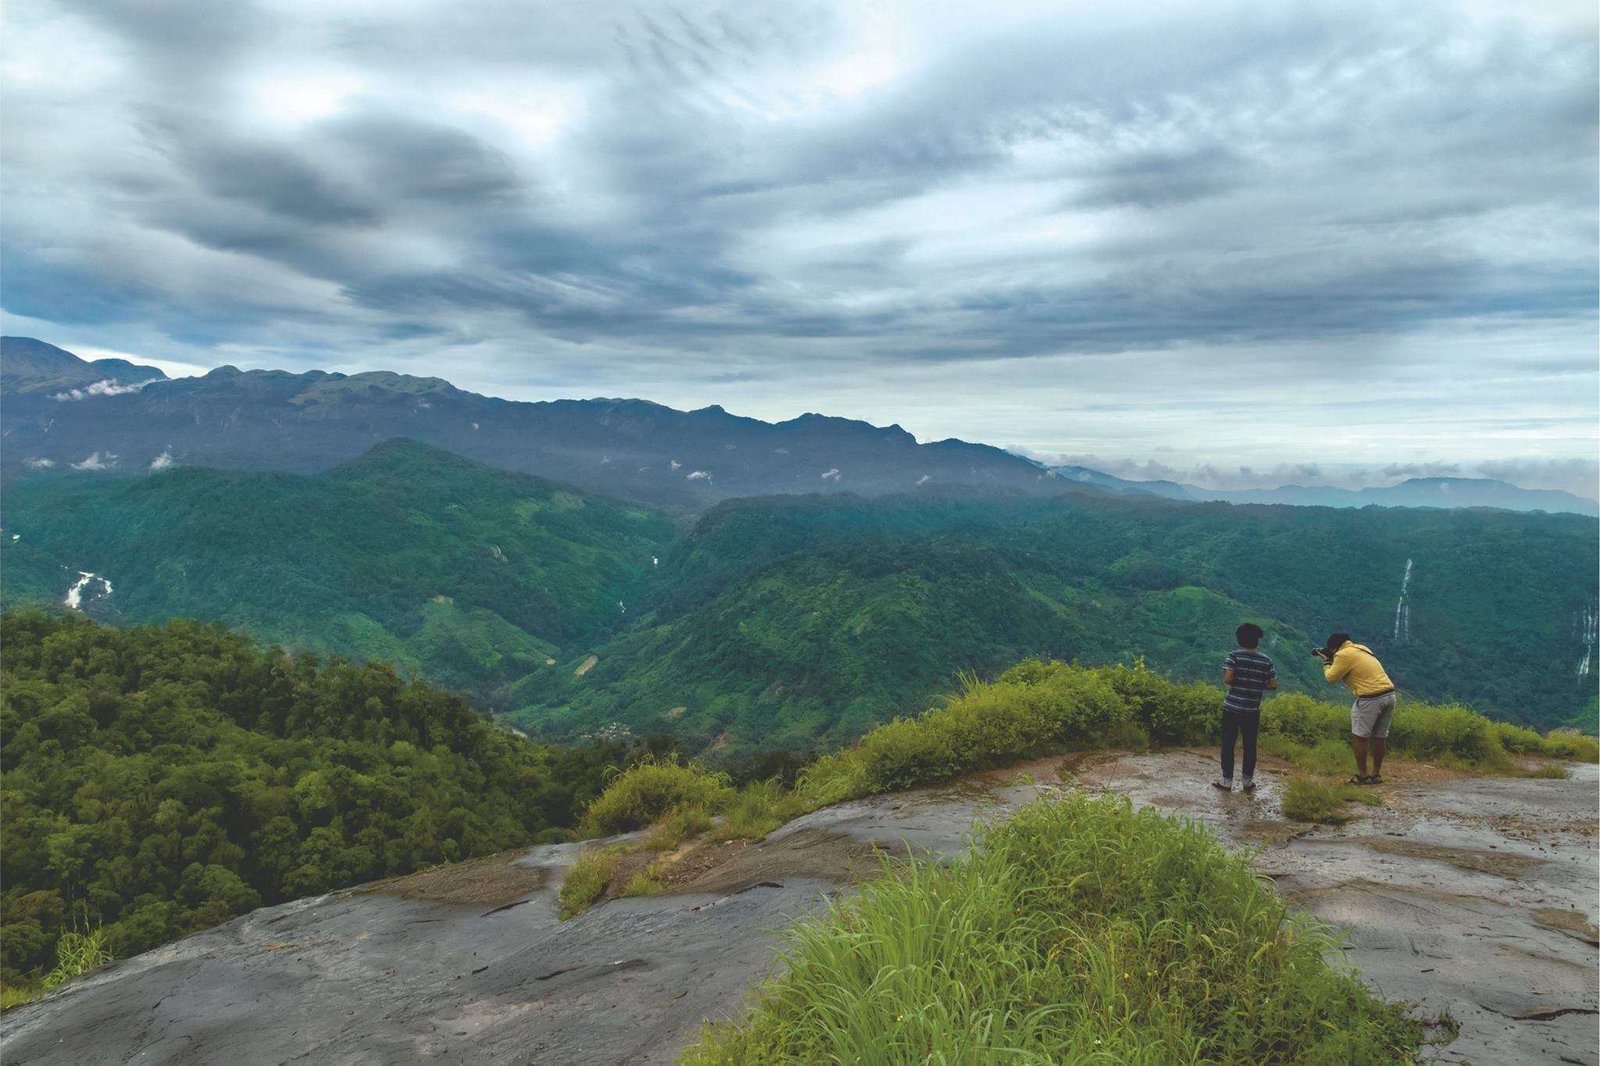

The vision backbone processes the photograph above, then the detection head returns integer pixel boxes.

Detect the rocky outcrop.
[3,754,1595,1065]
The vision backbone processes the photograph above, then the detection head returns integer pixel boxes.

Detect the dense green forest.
[512,491,1599,753]
[3,443,1595,757]
[0,612,636,987]
[1,440,675,695]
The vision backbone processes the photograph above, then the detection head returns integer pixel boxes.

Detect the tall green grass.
[789,662,1592,812]
[0,925,113,1011]
[562,660,1594,918]
[682,794,1426,1064]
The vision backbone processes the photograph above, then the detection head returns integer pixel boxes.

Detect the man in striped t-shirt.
[1214,623,1277,792]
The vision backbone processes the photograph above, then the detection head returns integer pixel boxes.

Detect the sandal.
[1348,774,1371,785]
[1366,775,1383,785]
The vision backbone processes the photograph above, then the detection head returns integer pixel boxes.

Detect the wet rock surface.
[3,754,1595,1065]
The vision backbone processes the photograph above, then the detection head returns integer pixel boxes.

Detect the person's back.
[1215,623,1277,792]
[1324,640,1394,697]
[1223,646,1276,714]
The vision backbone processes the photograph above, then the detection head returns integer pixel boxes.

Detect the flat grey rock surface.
[3,753,1595,1065]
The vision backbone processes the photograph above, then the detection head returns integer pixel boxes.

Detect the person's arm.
[1323,647,1353,684]
[1266,660,1279,691]
[1223,652,1236,686]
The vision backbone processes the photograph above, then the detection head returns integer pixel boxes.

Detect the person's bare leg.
[1351,734,1369,778]
[1370,738,1385,778]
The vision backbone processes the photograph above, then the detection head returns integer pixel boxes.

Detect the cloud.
[1473,458,1600,500]
[686,470,712,480]
[821,467,840,480]
[150,449,176,470]
[0,0,1593,469]
[1031,450,1600,501]
[52,378,153,401]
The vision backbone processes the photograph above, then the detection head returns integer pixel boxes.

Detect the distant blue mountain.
[1050,465,1598,517]
[0,337,1070,508]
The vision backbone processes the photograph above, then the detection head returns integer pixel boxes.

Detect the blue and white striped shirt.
[1223,649,1276,714]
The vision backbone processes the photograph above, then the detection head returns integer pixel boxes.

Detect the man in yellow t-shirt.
[1315,632,1396,785]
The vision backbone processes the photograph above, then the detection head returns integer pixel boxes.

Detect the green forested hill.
[509,491,1598,752]
[0,612,633,987]
[3,446,1594,756]
[1,440,675,697]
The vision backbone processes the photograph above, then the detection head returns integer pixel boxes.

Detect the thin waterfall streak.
[1393,558,1413,644]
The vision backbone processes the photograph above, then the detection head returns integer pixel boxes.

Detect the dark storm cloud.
[1,0,1594,468]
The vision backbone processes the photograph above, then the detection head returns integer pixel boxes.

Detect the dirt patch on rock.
[666,829,898,896]
[359,852,548,906]
[1238,820,1312,847]
[1312,837,1545,879]
[1277,876,1492,909]
[966,755,1078,790]
[1532,907,1600,946]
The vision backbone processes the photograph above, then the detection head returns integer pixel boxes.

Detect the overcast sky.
[3,0,1596,494]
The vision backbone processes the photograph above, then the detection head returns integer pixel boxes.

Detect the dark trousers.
[1220,711,1259,780]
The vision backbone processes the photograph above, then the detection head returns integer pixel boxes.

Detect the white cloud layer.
[1,0,1594,470]
[51,378,152,401]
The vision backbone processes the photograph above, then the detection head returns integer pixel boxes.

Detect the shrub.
[1491,721,1546,754]
[1258,692,1349,746]
[792,749,871,810]
[722,779,802,841]
[839,663,1128,795]
[793,664,1590,813]
[579,756,734,836]
[1102,662,1217,744]
[1257,734,1359,776]
[1386,703,1505,767]
[1541,729,1600,762]
[683,795,1423,1063]
[640,806,715,850]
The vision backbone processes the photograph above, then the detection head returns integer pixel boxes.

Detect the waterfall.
[1392,558,1413,645]
[1578,603,1597,678]
[64,571,112,611]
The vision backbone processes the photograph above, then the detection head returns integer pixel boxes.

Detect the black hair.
[1325,632,1352,653]
[1235,623,1264,649]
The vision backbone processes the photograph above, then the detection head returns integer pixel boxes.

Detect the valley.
[5,435,1594,748]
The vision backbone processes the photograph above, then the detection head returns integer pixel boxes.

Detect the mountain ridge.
[0,338,1061,508]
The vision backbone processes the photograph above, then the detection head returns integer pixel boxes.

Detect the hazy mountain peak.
[1,336,166,396]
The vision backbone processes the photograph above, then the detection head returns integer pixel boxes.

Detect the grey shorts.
[1351,692,1396,739]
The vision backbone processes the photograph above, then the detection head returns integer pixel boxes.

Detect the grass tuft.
[682,794,1425,1064]
[1,924,114,1011]
[1280,777,1381,824]
[556,850,617,919]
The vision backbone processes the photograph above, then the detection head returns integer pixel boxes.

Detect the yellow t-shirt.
[1324,641,1394,696]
